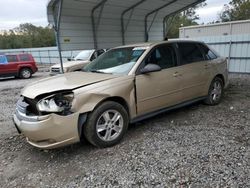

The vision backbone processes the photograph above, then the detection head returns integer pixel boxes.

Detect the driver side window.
[145,45,177,69]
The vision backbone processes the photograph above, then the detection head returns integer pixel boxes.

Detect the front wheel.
[83,101,129,147]
[204,77,224,105]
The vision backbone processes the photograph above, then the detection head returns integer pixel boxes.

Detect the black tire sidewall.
[84,101,129,147]
[206,77,224,105]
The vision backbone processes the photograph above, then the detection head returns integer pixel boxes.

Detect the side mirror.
[140,64,161,74]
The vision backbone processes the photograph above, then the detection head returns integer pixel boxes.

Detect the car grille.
[51,68,60,73]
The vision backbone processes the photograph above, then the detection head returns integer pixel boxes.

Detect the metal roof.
[47,0,204,51]
[179,19,250,38]
[180,19,250,29]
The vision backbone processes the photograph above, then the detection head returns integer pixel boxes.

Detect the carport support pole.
[54,0,64,74]
[91,0,107,50]
[121,0,146,45]
[163,15,176,39]
[144,0,178,42]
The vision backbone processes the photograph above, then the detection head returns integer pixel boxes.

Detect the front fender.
[72,93,111,114]
[71,76,136,118]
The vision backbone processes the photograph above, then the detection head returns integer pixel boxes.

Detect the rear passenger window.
[6,55,18,62]
[199,44,218,60]
[145,45,177,69]
[178,43,204,65]
[19,54,31,61]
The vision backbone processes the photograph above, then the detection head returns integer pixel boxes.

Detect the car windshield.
[74,50,94,61]
[83,47,146,75]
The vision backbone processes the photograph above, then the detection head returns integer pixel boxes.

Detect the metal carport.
[47,0,204,71]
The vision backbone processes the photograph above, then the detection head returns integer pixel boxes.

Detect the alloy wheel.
[21,69,31,78]
[210,81,222,102]
[96,110,124,142]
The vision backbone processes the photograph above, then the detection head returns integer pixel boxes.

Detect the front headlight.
[37,93,74,113]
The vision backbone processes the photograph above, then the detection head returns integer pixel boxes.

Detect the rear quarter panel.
[209,57,229,88]
[17,55,38,73]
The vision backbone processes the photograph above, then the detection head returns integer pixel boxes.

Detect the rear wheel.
[204,77,223,105]
[20,68,32,79]
[84,101,129,147]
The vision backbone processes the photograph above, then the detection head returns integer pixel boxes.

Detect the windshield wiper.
[90,70,112,74]
[90,70,106,74]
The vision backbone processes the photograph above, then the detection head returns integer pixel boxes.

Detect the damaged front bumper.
[13,103,81,149]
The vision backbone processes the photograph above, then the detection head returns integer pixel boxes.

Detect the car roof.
[112,39,204,49]
[5,53,32,56]
[113,43,153,49]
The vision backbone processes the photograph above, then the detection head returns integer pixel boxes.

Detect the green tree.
[166,15,199,39]
[219,0,250,22]
[165,3,206,38]
[0,23,56,49]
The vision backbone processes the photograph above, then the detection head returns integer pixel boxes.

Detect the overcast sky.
[0,0,230,30]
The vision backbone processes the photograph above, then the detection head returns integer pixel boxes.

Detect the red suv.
[0,54,38,79]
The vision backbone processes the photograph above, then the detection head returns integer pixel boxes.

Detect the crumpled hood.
[22,72,118,99]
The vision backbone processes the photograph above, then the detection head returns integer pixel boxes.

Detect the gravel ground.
[0,72,249,188]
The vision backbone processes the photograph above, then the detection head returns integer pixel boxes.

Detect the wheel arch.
[18,66,33,74]
[95,96,131,118]
[214,74,225,87]
[77,96,131,141]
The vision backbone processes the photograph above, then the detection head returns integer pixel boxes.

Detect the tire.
[19,68,32,79]
[84,101,129,148]
[204,77,224,105]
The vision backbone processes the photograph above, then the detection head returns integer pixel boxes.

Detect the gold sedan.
[13,40,228,149]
